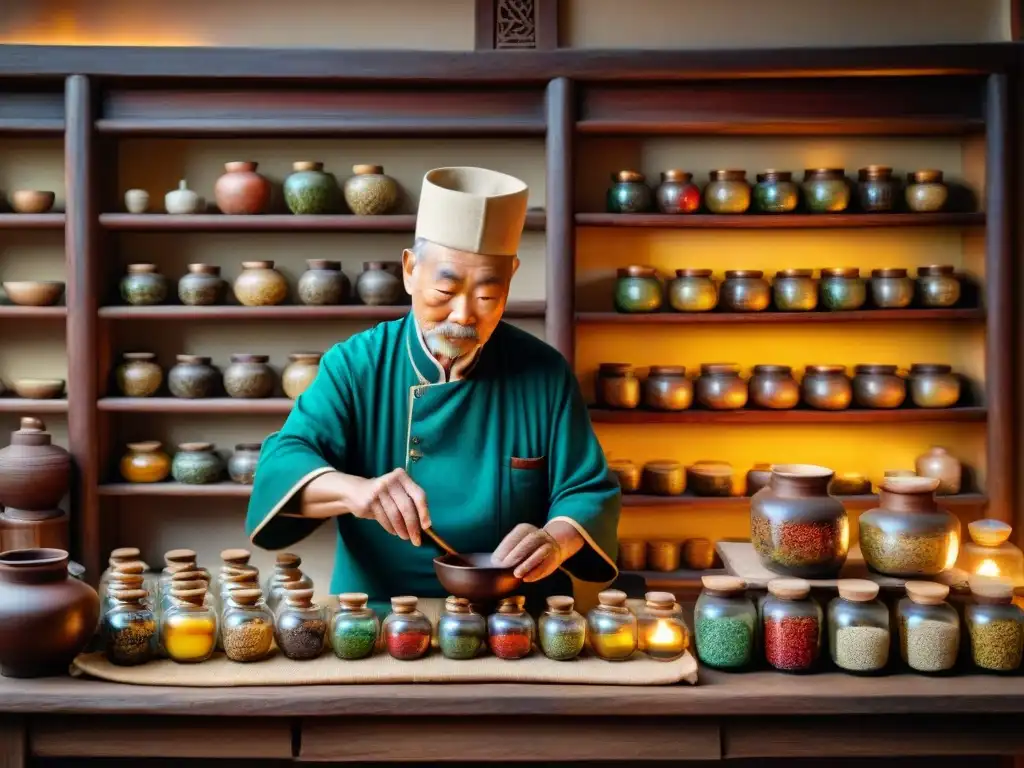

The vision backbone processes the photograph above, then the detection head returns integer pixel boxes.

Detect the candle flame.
[943,531,960,571]
[650,619,678,645]
[977,558,1001,577]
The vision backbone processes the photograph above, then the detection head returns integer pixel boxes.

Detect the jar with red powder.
[762,578,822,673]
[382,595,432,661]
[487,595,535,660]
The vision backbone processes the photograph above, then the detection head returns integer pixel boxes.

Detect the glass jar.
[161,587,218,663]
[704,170,750,214]
[607,170,652,213]
[167,354,220,399]
[382,596,432,660]
[103,561,147,615]
[264,552,313,614]
[642,460,684,496]
[749,365,800,410]
[773,269,817,312]
[819,267,867,311]
[120,263,168,306]
[218,566,260,616]
[851,364,906,409]
[655,170,700,214]
[857,166,895,212]
[751,464,850,578]
[694,575,756,670]
[586,589,637,661]
[695,363,748,410]
[899,581,960,673]
[614,266,662,313]
[99,547,143,603]
[828,579,890,674]
[539,595,586,661]
[642,365,692,411]
[801,365,852,410]
[752,170,799,214]
[908,363,960,408]
[102,588,157,666]
[802,168,849,213]
[595,363,640,409]
[487,595,536,660]
[438,596,487,660]
[116,352,163,397]
[275,588,326,660]
[607,459,641,494]
[906,170,948,213]
[719,270,770,312]
[636,591,688,660]
[966,578,1024,673]
[762,578,822,672]
[870,268,914,309]
[221,588,275,663]
[668,269,717,312]
[120,441,171,483]
[958,520,1024,585]
[171,442,224,485]
[331,592,380,660]
[916,265,961,308]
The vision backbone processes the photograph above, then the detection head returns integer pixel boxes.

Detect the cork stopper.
[445,596,471,613]
[170,579,207,592]
[293,161,323,172]
[109,547,141,562]
[969,576,1015,604]
[645,591,677,611]
[113,560,146,576]
[171,569,209,584]
[109,574,145,590]
[838,579,879,602]
[771,464,834,480]
[338,592,369,610]
[164,549,197,565]
[229,588,263,607]
[968,519,1012,548]
[701,575,745,595]
[598,589,629,614]
[109,588,148,604]
[127,263,158,274]
[220,548,251,566]
[497,595,526,614]
[170,586,207,606]
[353,164,384,175]
[391,595,418,614]
[767,578,811,600]
[276,552,301,568]
[223,568,259,585]
[546,595,574,613]
[187,263,220,275]
[278,579,305,594]
[905,580,950,605]
[285,588,315,608]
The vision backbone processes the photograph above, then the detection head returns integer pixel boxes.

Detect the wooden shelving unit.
[575,212,985,229]
[588,406,988,425]
[98,301,546,321]
[99,211,546,232]
[0,213,66,230]
[621,492,988,510]
[576,308,984,325]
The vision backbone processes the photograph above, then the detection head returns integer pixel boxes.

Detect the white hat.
[415,167,529,257]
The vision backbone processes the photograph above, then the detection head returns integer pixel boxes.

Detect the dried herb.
[223,618,274,662]
[439,633,483,660]
[695,615,753,669]
[386,629,431,660]
[104,610,157,666]
[860,526,948,574]
[276,616,326,660]
[752,514,842,569]
[540,629,585,661]
[332,617,378,660]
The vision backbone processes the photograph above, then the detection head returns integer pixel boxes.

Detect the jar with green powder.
[331,592,380,660]
[539,595,586,660]
[966,578,1023,673]
[694,575,755,670]
[438,596,486,660]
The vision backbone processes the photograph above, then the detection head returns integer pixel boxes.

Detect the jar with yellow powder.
[586,589,637,661]
[161,585,218,663]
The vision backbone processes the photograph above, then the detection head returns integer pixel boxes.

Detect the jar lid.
[767,577,811,600]
[968,576,1014,604]
[853,364,898,375]
[306,259,341,271]
[608,459,637,472]
[339,592,369,609]
[170,586,208,606]
[288,352,323,363]
[660,169,692,182]
[164,548,197,564]
[187,263,220,275]
[757,170,792,182]
[597,589,629,612]
[871,268,908,279]
[909,363,953,374]
[498,595,526,613]
[820,267,861,278]
[775,268,813,278]
[230,588,263,606]
[220,548,251,565]
[881,475,940,496]
[701,574,745,595]
[858,165,893,179]
[803,168,845,177]
[445,596,472,613]
[126,263,159,274]
[353,164,384,175]
[837,579,879,602]
[109,546,141,561]
[546,595,574,613]
[178,442,214,453]
[688,462,732,477]
[109,574,145,589]
[917,265,956,276]
[617,265,658,278]
[112,560,146,575]
[122,352,156,361]
[675,268,712,278]
[804,364,846,375]
[723,270,763,279]
[644,590,676,610]
[598,362,633,374]
[967,519,1012,547]
[363,260,399,271]
[647,365,686,377]
[905,580,949,605]
[109,588,149,604]
[709,169,747,181]
[612,170,645,183]
[229,353,270,363]
[175,354,212,364]
[700,363,740,375]
[752,364,792,375]
[285,588,315,607]
[770,463,834,480]
[293,161,324,172]
[909,169,943,183]
[241,260,275,270]
[643,460,682,474]
[276,552,301,567]
[391,595,419,613]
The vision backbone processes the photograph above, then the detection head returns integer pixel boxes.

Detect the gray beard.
[425,333,473,361]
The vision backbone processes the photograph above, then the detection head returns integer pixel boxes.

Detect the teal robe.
[245,314,619,612]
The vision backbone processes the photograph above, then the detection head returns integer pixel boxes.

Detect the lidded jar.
[819,267,867,311]
[488,595,536,660]
[607,459,641,494]
[116,352,163,397]
[914,446,961,495]
[762,578,822,672]
[233,261,288,307]
[223,353,276,399]
[298,259,349,306]
[343,164,399,216]
[438,596,487,660]
[802,168,849,213]
[161,585,218,664]
[696,363,748,410]
[859,476,960,578]
[720,270,770,312]
[214,548,252,600]
[284,161,340,215]
[694,575,755,670]
[214,161,271,215]
[331,592,380,660]
[852,364,906,409]
[643,365,692,411]
[264,552,313,613]
[870,268,914,309]
[617,538,646,570]
[383,595,432,661]
[539,595,586,661]
[221,588,275,663]
[102,560,146,615]
[668,269,717,312]
[164,179,202,214]
[857,165,895,212]
[642,460,684,496]
[99,547,142,601]
[102,587,157,666]
[898,581,959,673]
[178,264,227,306]
[802,364,852,410]
[636,591,688,661]
[228,443,261,485]
[773,269,818,311]
[171,442,224,485]
[282,352,321,400]
[916,265,961,308]
[356,261,403,306]
[275,587,326,660]
[586,589,637,661]
[655,170,700,214]
[218,567,260,620]
[595,363,640,410]
[906,170,948,213]
[120,441,171,483]
[749,365,800,410]
[965,577,1023,673]
[753,170,799,214]
[908,363,960,408]
[607,170,653,213]
[751,464,850,577]
[0,417,72,510]
[157,548,203,605]
[120,264,168,306]
[614,266,662,313]
[168,354,219,399]
[704,170,751,214]
[828,579,890,674]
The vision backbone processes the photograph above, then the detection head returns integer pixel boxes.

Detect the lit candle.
[645,618,686,661]
[977,558,1001,577]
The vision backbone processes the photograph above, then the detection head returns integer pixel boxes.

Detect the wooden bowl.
[11,378,65,399]
[433,552,521,603]
[3,281,65,307]
[10,190,55,214]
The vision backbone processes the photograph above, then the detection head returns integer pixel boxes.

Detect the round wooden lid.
[109,573,145,588]
[598,589,627,607]
[276,552,301,567]
[229,588,263,606]
[645,591,676,610]
[169,586,207,605]
[968,575,1014,602]
[767,578,811,600]
[391,595,418,613]
[339,592,369,609]
[770,464,833,479]
[445,596,471,613]
[220,548,251,564]
[498,595,526,613]
[109,588,149,603]
[164,548,197,564]
[242,260,275,270]
[110,547,141,561]
[169,579,207,592]
[122,351,156,361]
[701,575,745,594]
[838,579,879,602]
[178,442,214,452]
[353,164,384,175]
[223,570,259,585]
[285,588,315,607]
[126,441,162,453]
[113,560,146,575]
[905,580,949,605]
[968,519,1012,547]
[881,476,939,495]
[546,595,574,612]
[187,263,220,274]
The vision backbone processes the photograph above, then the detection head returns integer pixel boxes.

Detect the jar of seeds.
[539,595,586,661]
[762,578,821,673]
[828,579,890,674]
[487,595,535,660]
[438,596,487,660]
[221,588,274,663]
[694,575,755,670]
[161,585,218,664]
[102,588,157,666]
[966,577,1023,673]
[275,588,326,660]
[898,581,960,673]
[586,589,637,661]
[330,592,380,660]
[382,596,432,660]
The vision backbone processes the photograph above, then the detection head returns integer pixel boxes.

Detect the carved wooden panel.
[476,0,558,50]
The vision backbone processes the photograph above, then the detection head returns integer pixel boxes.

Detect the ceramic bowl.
[433,552,521,603]
[968,519,1012,548]
[10,190,55,214]
[3,281,65,307]
[11,378,65,399]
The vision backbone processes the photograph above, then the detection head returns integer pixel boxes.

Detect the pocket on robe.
[507,456,549,527]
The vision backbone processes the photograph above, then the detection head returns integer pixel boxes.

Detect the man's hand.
[492,523,566,582]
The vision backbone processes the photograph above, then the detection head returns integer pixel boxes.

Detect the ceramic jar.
[642,461,685,496]
[120,441,171,484]
[617,539,645,569]
[720,270,770,312]
[614,266,662,313]
[704,170,750,214]
[595,363,640,409]
[819,267,867,311]
[343,164,399,216]
[751,464,850,578]
[915,447,962,495]
[607,170,653,213]
[330,592,380,661]
[284,161,340,215]
[859,477,960,577]
[773,269,818,311]
[898,581,959,673]
[124,189,149,213]
[856,166,895,212]
[908,364,960,408]
[642,365,692,411]
[655,170,700,214]
[688,461,733,497]
[487,595,536,660]
[802,365,852,410]
[214,161,271,215]
[168,355,220,399]
[165,180,203,214]
[916,265,961,308]
[828,579,890,675]
[282,352,321,400]
[0,548,99,677]
[870,268,914,308]
[753,170,799,214]
[851,364,906,409]
[668,269,717,312]
[0,418,71,511]
[172,443,224,485]
[802,169,850,213]
[228,443,262,485]
[696,363,748,410]
[762,578,822,672]
[586,590,637,661]
[749,365,800,410]
[298,259,349,306]
[178,264,227,306]
[683,538,715,570]
[116,352,163,397]
[694,575,756,670]
[906,170,948,212]
[746,463,773,495]
[647,541,680,571]
[608,460,641,494]
[120,264,168,306]
[538,596,586,661]
[233,261,288,307]
[356,262,403,306]
[223,354,276,399]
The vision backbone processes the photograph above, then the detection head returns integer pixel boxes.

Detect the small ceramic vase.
[655,170,700,214]
[172,443,224,485]
[668,269,717,312]
[282,352,321,399]
[214,161,271,215]
[614,266,662,313]
[908,364,961,409]
[343,165,399,216]
[857,166,894,212]
[120,264,168,306]
[223,354,276,399]
[916,265,961,308]
[298,260,349,306]
[356,262,403,306]
[915,446,962,495]
[906,170,948,212]
[607,171,653,213]
[819,268,867,311]
[704,170,751,214]
[695,364,748,410]
[773,269,818,311]
[234,261,289,307]
[178,264,227,306]
[802,169,850,213]
[284,161,340,215]
[165,180,203,214]
[0,418,72,511]
[719,270,770,312]
[851,364,906,409]
[120,442,171,484]
[116,352,163,397]
[124,189,149,214]
[749,365,800,410]
[167,355,220,399]
[753,170,799,214]
[870,268,914,309]
[801,365,852,410]
[228,443,262,485]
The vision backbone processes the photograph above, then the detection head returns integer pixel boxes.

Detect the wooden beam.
[545,76,574,361]
[474,0,496,50]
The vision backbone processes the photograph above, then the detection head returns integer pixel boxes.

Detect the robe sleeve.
[546,362,620,584]
[245,342,354,550]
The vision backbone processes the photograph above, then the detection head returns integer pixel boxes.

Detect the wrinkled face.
[402,239,518,365]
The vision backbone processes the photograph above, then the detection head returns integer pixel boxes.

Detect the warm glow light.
[976,558,1001,577]
[649,619,678,647]
[839,516,850,553]
[943,531,961,571]
[0,10,205,46]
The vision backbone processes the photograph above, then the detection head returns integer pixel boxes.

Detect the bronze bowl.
[433,553,521,603]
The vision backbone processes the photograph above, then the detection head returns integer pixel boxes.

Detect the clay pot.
[120,442,171,483]
[595,363,640,409]
[172,443,224,485]
[695,363,748,410]
[10,191,55,214]
[120,264,168,306]
[915,446,962,496]
[607,170,653,213]
[655,170,701,214]
[687,461,734,497]
[0,418,71,512]
[282,352,321,399]
[642,366,692,411]
[168,355,220,399]
[284,161,340,215]
[343,164,399,216]
[356,261,403,306]
[298,260,349,306]
[234,260,289,307]
[607,460,641,494]
[178,264,227,306]
[124,189,149,213]
[749,365,800,410]
[0,509,69,553]
[3,281,65,307]
[851,364,906,409]
[116,352,163,397]
[228,443,262,485]
[908,364,961,408]
[214,161,271,215]
[0,548,99,677]
[683,538,716,570]
[223,354,275,399]
[801,365,852,410]
[165,180,203,214]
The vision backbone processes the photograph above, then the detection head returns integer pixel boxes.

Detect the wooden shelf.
[99,211,547,232]
[98,398,294,414]
[0,397,68,413]
[575,212,985,229]
[0,306,67,319]
[0,214,65,230]
[0,118,64,135]
[98,482,251,497]
[95,117,545,137]
[589,406,988,425]
[577,308,984,325]
[621,492,988,509]
[620,568,725,588]
[98,301,546,321]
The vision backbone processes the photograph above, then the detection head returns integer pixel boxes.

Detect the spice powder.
[764,616,818,671]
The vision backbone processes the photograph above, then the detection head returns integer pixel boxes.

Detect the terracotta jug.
[0,418,71,512]
[0,548,99,677]
[214,161,271,215]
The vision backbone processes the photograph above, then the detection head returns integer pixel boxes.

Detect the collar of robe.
[405,313,482,385]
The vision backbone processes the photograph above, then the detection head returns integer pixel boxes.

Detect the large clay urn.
[214,161,271,215]
[0,418,71,512]
[0,548,99,677]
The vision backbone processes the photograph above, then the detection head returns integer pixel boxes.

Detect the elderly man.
[246,167,619,611]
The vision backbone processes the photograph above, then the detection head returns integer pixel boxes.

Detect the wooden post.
[545,77,574,363]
